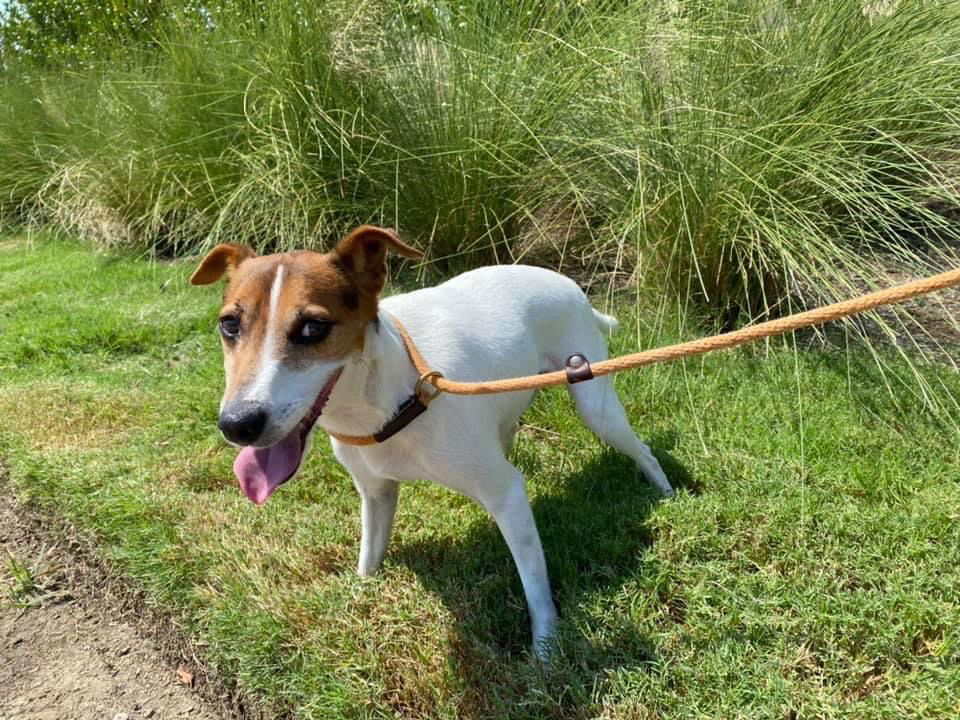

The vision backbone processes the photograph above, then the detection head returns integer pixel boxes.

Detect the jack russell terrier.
[191,225,673,658]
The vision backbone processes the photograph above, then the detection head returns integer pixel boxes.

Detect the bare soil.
[0,490,253,720]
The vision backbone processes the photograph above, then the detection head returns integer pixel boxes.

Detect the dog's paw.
[531,636,556,663]
[531,616,558,662]
[646,475,675,497]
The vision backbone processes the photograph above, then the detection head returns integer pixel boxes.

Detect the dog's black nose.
[218,408,267,445]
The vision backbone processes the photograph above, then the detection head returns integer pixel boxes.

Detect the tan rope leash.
[328,267,960,445]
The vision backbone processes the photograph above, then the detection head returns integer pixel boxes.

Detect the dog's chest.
[332,439,425,483]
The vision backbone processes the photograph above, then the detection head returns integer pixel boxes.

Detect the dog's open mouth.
[232,368,342,505]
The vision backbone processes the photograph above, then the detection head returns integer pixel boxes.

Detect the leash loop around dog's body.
[327,266,960,446]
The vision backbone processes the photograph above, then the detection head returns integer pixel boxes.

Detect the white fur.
[307,265,673,659]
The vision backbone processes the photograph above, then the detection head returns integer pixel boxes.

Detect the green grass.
[3,544,68,609]
[2,235,959,718]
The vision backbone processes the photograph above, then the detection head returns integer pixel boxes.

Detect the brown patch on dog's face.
[191,226,422,446]
[214,251,376,400]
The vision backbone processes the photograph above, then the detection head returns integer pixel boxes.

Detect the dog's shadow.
[393,436,693,714]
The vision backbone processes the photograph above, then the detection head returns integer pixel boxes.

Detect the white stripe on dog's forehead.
[263,263,285,361]
[268,264,285,326]
[242,263,286,403]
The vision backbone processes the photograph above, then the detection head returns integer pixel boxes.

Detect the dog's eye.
[294,319,332,344]
[219,315,241,338]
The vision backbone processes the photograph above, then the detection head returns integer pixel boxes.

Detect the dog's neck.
[315,311,418,438]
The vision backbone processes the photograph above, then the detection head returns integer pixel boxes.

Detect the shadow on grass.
[394,443,692,719]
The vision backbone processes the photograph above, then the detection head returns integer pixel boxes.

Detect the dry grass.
[0,383,147,451]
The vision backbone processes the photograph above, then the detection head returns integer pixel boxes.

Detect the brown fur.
[190,226,423,401]
[189,243,255,285]
[333,225,423,295]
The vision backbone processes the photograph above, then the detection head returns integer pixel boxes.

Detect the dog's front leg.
[476,463,558,660]
[353,475,400,576]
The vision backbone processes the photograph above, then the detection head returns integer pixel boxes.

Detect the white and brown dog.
[191,225,673,657]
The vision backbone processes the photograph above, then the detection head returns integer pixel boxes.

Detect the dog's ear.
[334,225,423,294]
[190,244,256,285]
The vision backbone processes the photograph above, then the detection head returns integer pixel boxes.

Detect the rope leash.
[328,266,960,446]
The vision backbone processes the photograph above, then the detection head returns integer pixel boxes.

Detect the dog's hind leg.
[353,475,400,576]
[568,376,674,496]
[499,420,519,455]
[554,309,674,496]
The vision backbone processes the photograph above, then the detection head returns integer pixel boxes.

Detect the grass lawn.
[1,235,959,719]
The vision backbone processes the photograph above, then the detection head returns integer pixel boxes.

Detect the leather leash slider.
[370,371,444,444]
[565,353,594,384]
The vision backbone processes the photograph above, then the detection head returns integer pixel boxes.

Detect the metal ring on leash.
[415,371,444,403]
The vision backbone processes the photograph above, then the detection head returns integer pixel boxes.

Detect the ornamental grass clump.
[0,0,958,331]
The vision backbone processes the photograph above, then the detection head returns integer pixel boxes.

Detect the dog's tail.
[592,308,620,336]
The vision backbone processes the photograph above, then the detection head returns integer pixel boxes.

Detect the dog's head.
[191,225,422,504]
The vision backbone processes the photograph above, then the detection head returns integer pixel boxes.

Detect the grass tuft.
[3,545,70,609]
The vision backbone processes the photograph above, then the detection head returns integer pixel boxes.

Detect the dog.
[191,225,673,658]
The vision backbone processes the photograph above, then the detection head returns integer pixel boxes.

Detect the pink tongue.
[233,430,303,505]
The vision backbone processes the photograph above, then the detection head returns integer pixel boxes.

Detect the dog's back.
[382,265,612,382]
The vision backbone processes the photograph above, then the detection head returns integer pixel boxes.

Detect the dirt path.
[0,495,225,720]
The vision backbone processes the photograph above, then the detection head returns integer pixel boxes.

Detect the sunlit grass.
[2,236,959,718]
